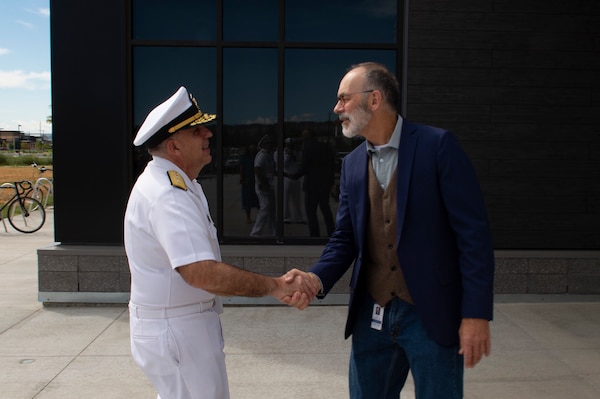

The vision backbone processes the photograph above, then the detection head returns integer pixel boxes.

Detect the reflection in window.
[285,0,397,43]
[132,46,218,213]
[224,0,278,42]
[284,49,396,238]
[129,1,403,244]
[222,48,277,238]
[133,0,216,41]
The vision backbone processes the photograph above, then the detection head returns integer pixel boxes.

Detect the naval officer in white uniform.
[125,86,318,399]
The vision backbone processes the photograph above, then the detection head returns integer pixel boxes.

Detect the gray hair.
[349,62,400,111]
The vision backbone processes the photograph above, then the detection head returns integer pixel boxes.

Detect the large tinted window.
[285,0,397,43]
[133,0,217,41]
[130,1,402,244]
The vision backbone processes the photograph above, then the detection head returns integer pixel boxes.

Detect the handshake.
[272,269,322,310]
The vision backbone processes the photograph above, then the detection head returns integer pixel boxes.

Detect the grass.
[0,152,53,166]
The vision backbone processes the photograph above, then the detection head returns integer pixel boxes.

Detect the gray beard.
[341,106,371,138]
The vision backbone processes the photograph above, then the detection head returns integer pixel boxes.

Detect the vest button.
[391,266,397,271]
[387,243,393,249]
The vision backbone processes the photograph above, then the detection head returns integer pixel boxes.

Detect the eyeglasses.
[336,90,375,106]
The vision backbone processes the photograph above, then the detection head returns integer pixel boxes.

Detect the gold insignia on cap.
[167,170,188,191]
[190,112,217,126]
[167,110,217,133]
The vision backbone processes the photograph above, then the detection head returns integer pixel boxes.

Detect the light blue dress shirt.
[366,115,403,190]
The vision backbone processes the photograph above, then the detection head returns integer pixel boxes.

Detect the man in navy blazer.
[285,62,494,399]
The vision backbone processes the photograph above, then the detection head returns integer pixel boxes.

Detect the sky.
[0,0,51,136]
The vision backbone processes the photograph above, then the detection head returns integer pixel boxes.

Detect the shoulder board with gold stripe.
[167,170,188,191]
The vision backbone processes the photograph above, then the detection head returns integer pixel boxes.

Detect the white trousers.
[283,177,303,222]
[250,188,276,236]
[130,309,230,399]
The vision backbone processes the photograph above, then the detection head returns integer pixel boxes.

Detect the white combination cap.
[133,86,217,147]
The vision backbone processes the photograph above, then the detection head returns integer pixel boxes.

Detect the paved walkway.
[1,209,600,398]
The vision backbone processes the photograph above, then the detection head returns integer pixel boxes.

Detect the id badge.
[371,304,384,330]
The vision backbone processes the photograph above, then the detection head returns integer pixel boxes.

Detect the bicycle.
[0,180,46,233]
[30,163,54,208]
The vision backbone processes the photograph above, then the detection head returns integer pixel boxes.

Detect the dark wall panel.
[51,0,129,244]
[407,0,600,249]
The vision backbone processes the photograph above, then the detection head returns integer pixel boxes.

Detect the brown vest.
[364,161,413,306]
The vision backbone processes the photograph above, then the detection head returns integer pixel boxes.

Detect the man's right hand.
[279,269,321,310]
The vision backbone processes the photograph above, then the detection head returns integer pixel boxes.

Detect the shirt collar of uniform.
[366,114,403,153]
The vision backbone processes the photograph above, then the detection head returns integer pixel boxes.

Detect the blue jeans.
[349,294,463,399]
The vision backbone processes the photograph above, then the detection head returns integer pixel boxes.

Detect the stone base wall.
[494,251,600,295]
[38,245,600,304]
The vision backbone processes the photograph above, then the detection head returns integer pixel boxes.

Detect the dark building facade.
[41,0,600,303]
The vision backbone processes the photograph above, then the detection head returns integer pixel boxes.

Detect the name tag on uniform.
[371,304,384,330]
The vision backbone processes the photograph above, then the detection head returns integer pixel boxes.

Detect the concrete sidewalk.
[1,209,600,398]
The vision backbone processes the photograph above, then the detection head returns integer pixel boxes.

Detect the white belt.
[130,300,215,319]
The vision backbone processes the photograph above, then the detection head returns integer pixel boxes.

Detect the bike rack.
[0,183,14,232]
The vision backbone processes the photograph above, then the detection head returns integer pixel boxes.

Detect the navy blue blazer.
[310,120,495,346]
